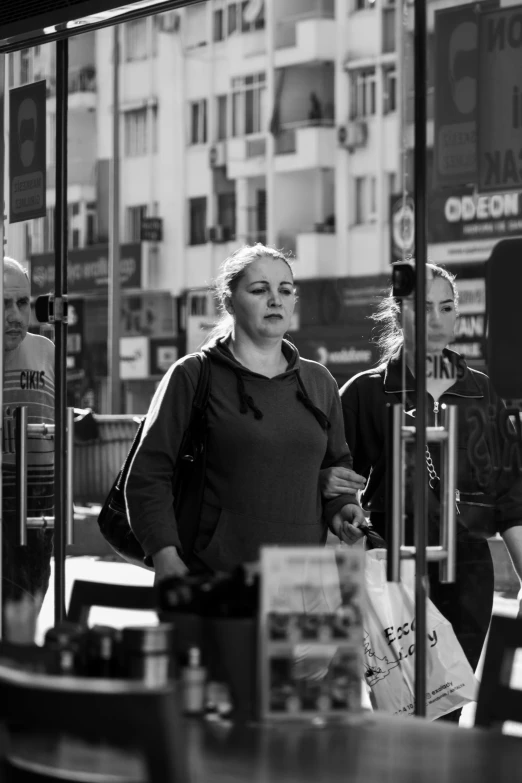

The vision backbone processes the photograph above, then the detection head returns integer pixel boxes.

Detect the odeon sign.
[444,192,520,222]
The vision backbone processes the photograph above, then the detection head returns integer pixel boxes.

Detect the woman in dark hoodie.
[323,262,522,721]
[125,244,366,583]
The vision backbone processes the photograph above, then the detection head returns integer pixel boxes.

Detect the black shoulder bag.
[97,353,212,569]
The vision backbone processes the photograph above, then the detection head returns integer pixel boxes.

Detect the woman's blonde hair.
[202,243,294,346]
[373,262,459,364]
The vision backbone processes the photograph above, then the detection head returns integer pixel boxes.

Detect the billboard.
[434,4,479,188]
[30,243,142,294]
[9,81,46,223]
[478,6,522,191]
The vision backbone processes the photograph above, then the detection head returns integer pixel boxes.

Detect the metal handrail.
[15,406,75,547]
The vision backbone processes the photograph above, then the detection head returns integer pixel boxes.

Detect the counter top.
[6,710,522,783]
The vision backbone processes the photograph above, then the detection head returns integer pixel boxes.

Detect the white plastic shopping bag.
[363,549,479,720]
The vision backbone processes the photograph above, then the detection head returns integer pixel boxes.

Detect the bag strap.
[115,418,146,492]
[116,353,211,492]
[191,352,211,412]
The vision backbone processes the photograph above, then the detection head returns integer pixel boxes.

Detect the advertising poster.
[260,546,365,721]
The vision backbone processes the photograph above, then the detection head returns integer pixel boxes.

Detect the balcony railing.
[275,0,335,49]
[46,66,96,97]
[274,118,334,155]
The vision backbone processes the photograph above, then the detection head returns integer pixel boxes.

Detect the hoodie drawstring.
[235,371,264,420]
[295,370,331,431]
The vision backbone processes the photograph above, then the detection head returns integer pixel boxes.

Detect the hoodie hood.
[203,337,330,430]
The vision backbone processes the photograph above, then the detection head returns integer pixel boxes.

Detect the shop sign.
[66,298,84,373]
[9,80,46,223]
[389,194,415,264]
[150,337,178,376]
[427,188,522,264]
[30,243,142,294]
[449,278,486,364]
[433,5,479,187]
[478,7,522,191]
[140,217,163,242]
[120,336,149,380]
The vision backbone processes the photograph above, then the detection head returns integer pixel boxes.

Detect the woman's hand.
[152,546,189,585]
[331,503,367,545]
[320,466,366,499]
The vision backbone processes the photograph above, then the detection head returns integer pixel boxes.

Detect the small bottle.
[84,625,122,678]
[182,647,207,715]
[44,622,86,676]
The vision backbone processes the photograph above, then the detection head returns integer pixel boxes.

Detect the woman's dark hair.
[373,262,459,364]
[202,243,294,347]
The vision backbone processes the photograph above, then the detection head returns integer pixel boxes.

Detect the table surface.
[6,710,522,783]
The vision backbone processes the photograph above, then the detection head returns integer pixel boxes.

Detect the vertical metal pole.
[54,39,68,625]
[413,0,428,718]
[66,407,74,546]
[15,406,28,546]
[108,25,121,414]
[386,403,403,582]
[0,53,6,638]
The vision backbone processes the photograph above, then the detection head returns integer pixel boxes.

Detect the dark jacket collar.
[383,347,484,398]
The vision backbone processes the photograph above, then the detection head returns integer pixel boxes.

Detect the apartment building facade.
[7,0,498,408]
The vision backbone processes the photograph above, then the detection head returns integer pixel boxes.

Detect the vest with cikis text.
[3,333,55,516]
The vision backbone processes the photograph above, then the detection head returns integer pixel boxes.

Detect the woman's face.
[228,256,295,342]
[401,276,458,356]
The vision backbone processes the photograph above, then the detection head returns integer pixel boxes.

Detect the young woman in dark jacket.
[324,262,522,719]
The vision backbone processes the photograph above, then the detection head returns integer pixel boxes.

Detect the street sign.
[9,80,46,223]
[433,5,479,188]
[140,216,163,242]
[478,7,522,192]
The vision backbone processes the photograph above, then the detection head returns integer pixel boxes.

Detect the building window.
[354,176,378,225]
[369,176,377,223]
[240,0,265,31]
[232,73,266,136]
[124,109,148,157]
[228,3,238,35]
[350,69,376,119]
[354,0,376,10]
[217,95,228,141]
[125,19,148,61]
[354,178,366,225]
[190,100,208,145]
[20,49,31,84]
[44,207,55,252]
[127,205,148,243]
[217,193,236,239]
[383,67,397,114]
[213,8,225,41]
[189,197,207,245]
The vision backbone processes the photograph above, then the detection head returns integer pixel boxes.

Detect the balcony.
[274,121,335,173]
[275,10,335,67]
[46,66,96,111]
[226,134,267,180]
[296,230,337,278]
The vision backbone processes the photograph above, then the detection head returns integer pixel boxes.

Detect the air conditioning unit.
[338,120,368,152]
[209,141,227,169]
[157,11,181,33]
[207,225,233,243]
